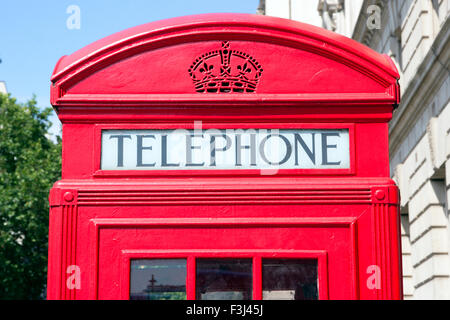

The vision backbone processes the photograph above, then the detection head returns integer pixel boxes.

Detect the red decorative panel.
[47,202,78,300]
[370,202,402,299]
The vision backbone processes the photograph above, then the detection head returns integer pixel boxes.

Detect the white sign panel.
[101,129,350,170]
[262,290,296,300]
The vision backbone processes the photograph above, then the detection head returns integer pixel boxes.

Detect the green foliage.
[0,93,61,299]
[146,292,186,300]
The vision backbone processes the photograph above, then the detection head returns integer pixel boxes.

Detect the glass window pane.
[196,259,252,300]
[130,259,186,300]
[262,259,318,300]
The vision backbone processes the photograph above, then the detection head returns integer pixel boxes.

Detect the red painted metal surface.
[47,13,402,300]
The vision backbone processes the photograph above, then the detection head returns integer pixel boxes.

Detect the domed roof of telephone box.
[50,13,400,107]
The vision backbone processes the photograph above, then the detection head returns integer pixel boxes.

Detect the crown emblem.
[188,41,263,93]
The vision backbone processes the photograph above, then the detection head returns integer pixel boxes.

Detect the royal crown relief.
[188,41,263,93]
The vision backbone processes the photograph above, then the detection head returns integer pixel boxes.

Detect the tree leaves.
[0,93,61,299]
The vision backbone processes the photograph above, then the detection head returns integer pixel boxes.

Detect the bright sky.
[0,0,259,137]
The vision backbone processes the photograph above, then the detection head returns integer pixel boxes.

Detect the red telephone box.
[47,14,402,300]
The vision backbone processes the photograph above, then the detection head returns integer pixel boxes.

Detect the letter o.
[259,134,292,165]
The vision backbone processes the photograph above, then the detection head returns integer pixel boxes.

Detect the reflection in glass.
[262,259,318,300]
[196,259,252,300]
[130,259,186,300]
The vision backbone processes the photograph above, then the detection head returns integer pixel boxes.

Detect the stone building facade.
[260,0,450,299]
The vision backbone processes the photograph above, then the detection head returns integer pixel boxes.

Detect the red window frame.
[120,250,328,300]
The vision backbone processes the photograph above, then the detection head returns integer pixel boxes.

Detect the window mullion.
[253,256,262,300]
